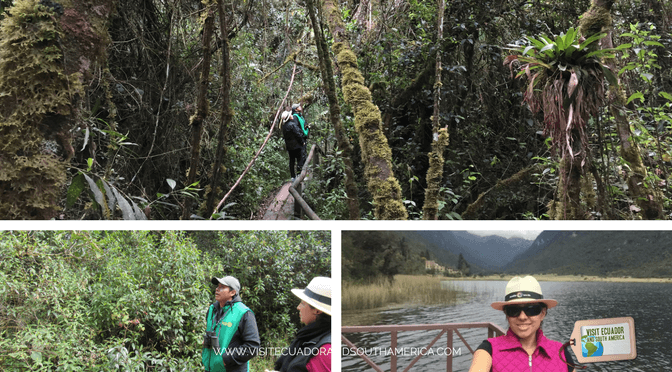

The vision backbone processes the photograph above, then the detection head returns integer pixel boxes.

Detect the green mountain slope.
[505,231,672,277]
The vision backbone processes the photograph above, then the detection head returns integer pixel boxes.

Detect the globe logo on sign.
[582,335,604,357]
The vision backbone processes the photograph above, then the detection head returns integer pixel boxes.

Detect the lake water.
[341,280,672,371]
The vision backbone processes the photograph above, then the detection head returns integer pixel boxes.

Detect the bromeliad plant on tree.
[504,27,620,159]
[503,27,622,218]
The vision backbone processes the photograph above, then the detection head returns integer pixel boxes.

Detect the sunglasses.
[504,304,545,317]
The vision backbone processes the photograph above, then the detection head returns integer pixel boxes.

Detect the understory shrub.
[0,230,331,370]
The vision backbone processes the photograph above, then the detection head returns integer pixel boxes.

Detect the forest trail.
[262,181,295,220]
[262,173,311,220]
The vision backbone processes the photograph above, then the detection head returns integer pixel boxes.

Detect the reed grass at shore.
[342,274,459,311]
[460,273,672,283]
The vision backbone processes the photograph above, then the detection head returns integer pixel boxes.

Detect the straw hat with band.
[291,276,331,316]
[491,275,558,310]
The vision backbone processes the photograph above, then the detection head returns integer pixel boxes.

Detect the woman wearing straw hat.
[468,276,575,372]
[268,276,331,372]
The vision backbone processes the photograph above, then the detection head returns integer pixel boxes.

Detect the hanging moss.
[0,0,82,219]
[582,171,596,210]
[578,3,612,38]
[306,0,360,219]
[0,0,115,219]
[547,199,560,220]
[328,30,407,219]
[423,129,449,220]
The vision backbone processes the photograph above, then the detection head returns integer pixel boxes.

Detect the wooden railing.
[289,144,320,220]
[341,322,505,372]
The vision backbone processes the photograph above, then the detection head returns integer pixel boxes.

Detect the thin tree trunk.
[423,0,448,220]
[579,0,664,219]
[182,3,215,220]
[205,0,234,216]
[322,0,407,220]
[306,0,360,219]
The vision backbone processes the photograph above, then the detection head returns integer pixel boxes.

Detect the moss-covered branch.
[322,0,407,219]
[307,0,360,219]
[423,0,448,220]
[182,2,215,220]
[204,0,234,215]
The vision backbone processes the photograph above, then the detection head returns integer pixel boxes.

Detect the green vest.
[202,302,252,372]
[294,113,308,136]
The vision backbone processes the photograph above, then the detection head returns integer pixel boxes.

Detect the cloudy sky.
[466,230,543,240]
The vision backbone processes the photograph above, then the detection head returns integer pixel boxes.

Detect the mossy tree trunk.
[423,0,448,220]
[322,0,407,220]
[0,0,115,219]
[557,136,586,220]
[306,0,360,219]
[182,1,215,220]
[579,0,664,219]
[204,0,234,217]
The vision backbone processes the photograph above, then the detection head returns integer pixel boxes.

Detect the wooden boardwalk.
[263,145,318,220]
[262,181,296,220]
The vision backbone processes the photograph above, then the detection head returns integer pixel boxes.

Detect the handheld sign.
[569,317,636,363]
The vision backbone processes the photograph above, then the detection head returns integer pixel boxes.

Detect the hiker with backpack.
[280,109,307,182]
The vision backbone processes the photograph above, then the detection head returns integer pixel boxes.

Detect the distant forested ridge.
[505,231,672,277]
[342,231,426,282]
[342,230,489,281]
[343,230,672,280]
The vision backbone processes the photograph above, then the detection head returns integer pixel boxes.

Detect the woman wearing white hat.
[268,276,331,372]
[468,276,575,372]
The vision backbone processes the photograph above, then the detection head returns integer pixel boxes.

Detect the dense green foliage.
[0,230,330,370]
[1,0,670,219]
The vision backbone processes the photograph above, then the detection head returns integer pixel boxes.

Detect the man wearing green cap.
[202,276,260,372]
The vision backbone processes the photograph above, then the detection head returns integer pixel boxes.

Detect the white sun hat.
[281,111,292,123]
[291,277,331,316]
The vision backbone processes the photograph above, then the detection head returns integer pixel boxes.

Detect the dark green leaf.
[66,173,86,208]
[601,65,618,87]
